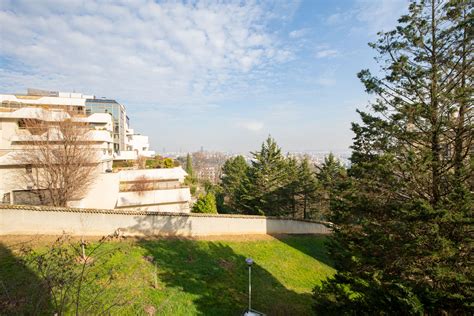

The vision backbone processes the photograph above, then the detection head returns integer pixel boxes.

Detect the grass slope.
[0,235,334,315]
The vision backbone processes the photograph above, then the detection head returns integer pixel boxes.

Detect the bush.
[145,156,176,169]
[192,193,217,214]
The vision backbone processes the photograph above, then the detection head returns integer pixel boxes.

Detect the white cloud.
[236,120,264,132]
[314,44,339,59]
[289,28,309,39]
[315,49,339,59]
[0,0,293,107]
[315,77,336,86]
[325,12,352,26]
[324,1,408,36]
[355,0,409,34]
[314,68,337,87]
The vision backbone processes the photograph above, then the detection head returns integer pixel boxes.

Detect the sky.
[0,0,409,153]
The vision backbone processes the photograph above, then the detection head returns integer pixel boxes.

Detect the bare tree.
[15,112,100,207]
[130,175,152,195]
[17,234,126,315]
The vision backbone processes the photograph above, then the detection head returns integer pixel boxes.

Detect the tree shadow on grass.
[270,234,334,269]
[0,243,52,315]
[138,238,314,315]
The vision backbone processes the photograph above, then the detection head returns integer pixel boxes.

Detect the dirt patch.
[0,235,127,248]
[0,233,314,248]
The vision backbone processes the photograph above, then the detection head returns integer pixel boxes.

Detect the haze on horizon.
[0,0,408,153]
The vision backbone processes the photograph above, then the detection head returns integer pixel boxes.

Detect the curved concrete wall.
[0,206,331,237]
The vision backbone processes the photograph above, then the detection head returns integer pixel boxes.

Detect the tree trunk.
[430,0,441,206]
[453,7,468,184]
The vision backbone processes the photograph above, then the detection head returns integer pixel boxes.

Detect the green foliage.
[315,153,347,219]
[239,136,293,216]
[184,174,198,197]
[298,157,320,219]
[183,154,199,196]
[220,155,249,212]
[192,192,218,214]
[201,180,227,213]
[2,236,333,315]
[185,153,194,177]
[112,160,134,169]
[316,153,346,189]
[314,1,473,314]
[219,137,325,218]
[7,235,124,315]
[145,156,175,169]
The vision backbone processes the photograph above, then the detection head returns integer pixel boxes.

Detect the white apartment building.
[0,89,190,212]
[114,127,156,160]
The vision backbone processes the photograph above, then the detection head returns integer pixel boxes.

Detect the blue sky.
[0,0,408,153]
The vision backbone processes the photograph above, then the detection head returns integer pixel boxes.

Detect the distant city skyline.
[0,0,408,152]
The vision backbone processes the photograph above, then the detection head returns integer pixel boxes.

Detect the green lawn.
[0,235,334,315]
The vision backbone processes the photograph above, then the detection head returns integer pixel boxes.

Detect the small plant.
[145,156,177,169]
[19,234,125,315]
[192,192,217,214]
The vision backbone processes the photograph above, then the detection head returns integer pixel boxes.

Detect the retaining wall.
[0,205,331,237]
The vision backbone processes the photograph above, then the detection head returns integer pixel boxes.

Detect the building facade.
[0,89,189,212]
[85,98,127,153]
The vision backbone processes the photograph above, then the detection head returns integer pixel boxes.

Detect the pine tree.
[185,153,194,177]
[241,136,289,216]
[297,157,319,220]
[316,153,347,220]
[283,156,300,218]
[314,1,473,314]
[220,155,249,212]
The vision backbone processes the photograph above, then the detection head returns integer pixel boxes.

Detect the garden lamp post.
[243,258,265,316]
[246,257,253,311]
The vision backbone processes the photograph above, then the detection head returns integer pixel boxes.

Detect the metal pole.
[248,265,252,311]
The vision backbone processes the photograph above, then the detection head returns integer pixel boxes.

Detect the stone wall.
[0,205,331,237]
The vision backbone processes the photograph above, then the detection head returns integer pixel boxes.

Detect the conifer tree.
[297,157,319,219]
[283,156,300,218]
[316,153,347,219]
[314,1,473,314]
[185,153,194,178]
[220,155,249,212]
[241,136,288,215]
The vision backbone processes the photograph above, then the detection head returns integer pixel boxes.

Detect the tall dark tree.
[219,141,321,218]
[297,157,319,220]
[220,155,249,212]
[283,156,300,218]
[185,153,194,178]
[313,153,347,220]
[314,0,473,314]
[241,136,289,216]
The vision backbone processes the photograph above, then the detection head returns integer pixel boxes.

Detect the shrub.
[192,193,217,214]
[146,156,176,169]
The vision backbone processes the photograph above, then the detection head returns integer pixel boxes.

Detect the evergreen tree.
[314,1,473,314]
[316,153,347,219]
[316,153,346,189]
[220,155,249,212]
[185,153,194,177]
[241,136,289,216]
[297,157,319,220]
[283,156,300,218]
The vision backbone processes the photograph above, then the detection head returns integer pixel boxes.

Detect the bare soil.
[0,233,318,247]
